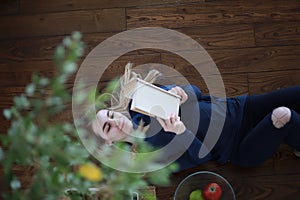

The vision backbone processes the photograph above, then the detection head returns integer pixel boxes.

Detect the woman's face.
[92,109,133,145]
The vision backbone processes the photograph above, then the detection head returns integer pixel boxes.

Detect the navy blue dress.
[129,85,247,171]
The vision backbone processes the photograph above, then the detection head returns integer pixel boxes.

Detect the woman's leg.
[236,108,300,166]
[245,86,300,126]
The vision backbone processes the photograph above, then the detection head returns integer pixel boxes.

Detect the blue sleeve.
[180,85,202,102]
[128,100,151,126]
[146,128,212,171]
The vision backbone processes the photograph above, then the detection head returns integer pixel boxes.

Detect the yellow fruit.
[78,163,103,182]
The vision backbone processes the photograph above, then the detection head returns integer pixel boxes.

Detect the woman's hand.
[157,113,186,135]
[168,86,188,105]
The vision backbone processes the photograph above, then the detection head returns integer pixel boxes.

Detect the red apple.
[202,182,222,200]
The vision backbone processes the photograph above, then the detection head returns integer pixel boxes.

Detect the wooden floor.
[1,0,300,199]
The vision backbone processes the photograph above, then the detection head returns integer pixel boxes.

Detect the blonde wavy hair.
[98,62,161,117]
[83,62,161,146]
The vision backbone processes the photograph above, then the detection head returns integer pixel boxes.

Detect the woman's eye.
[111,111,114,119]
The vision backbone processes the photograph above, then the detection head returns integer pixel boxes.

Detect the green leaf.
[62,61,77,74]
[13,95,30,109]
[31,73,39,84]
[74,45,84,57]
[54,45,65,61]
[26,84,36,96]
[63,36,72,48]
[3,109,12,120]
[38,77,49,87]
[71,31,82,41]
[46,96,63,106]
[10,179,21,190]
[0,147,4,161]
[73,90,87,105]
[62,123,73,132]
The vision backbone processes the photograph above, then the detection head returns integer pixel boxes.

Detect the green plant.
[0,32,176,200]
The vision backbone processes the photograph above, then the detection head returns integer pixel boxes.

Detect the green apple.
[189,189,204,200]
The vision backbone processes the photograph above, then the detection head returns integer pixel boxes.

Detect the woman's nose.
[107,118,118,127]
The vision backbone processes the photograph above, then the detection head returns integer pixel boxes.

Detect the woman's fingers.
[156,117,167,129]
[169,86,188,105]
[157,113,186,134]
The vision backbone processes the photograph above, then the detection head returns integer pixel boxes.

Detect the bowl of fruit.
[174,171,236,200]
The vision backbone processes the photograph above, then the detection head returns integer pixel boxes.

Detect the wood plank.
[210,46,300,73]
[55,39,300,81]
[0,52,161,87]
[0,86,76,134]
[0,0,19,15]
[273,144,300,174]
[127,0,300,29]
[1,1,300,200]
[0,8,126,39]
[248,70,300,94]
[232,174,300,199]
[162,45,300,75]
[0,36,65,61]
[0,24,254,62]
[0,32,162,61]
[0,60,57,86]
[19,0,205,14]
[127,3,252,29]
[255,21,300,47]
[176,24,255,50]
[0,33,114,61]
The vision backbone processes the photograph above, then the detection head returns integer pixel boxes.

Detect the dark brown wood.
[127,0,300,29]
[0,0,19,15]
[255,21,300,47]
[207,46,300,74]
[0,8,126,39]
[1,0,300,199]
[177,24,255,50]
[248,70,300,94]
[19,0,205,14]
[0,24,254,62]
[161,45,300,75]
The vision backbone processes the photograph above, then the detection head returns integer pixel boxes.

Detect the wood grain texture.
[0,33,109,61]
[0,24,255,62]
[19,0,205,14]
[1,0,300,199]
[248,70,300,94]
[176,24,255,49]
[127,0,300,29]
[0,8,126,39]
[255,21,300,47]
[161,45,300,75]
[208,46,300,74]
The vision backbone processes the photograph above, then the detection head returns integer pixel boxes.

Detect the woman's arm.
[148,127,212,171]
